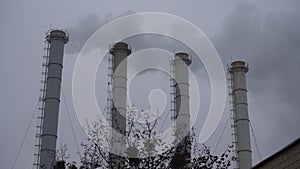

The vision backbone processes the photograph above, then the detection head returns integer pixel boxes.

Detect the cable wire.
[11,101,39,169]
[62,89,82,159]
[250,122,262,161]
[158,108,172,133]
[213,116,230,154]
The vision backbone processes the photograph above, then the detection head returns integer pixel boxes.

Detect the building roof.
[252,137,300,168]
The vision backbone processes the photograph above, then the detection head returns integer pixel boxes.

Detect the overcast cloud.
[213,1,300,157]
[1,0,299,169]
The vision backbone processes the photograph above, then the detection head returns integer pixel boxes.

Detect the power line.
[12,101,39,169]
[62,89,82,159]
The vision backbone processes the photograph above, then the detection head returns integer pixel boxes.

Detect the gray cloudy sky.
[1,0,300,169]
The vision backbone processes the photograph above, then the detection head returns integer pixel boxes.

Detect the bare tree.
[57,107,233,169]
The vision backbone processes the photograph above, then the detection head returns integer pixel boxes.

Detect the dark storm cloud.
[212,1,300,157]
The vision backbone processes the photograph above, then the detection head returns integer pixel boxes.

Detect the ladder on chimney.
[106,46,114,123]
[169,56,176,122]
[227,66,239,169]
[33,38,50,169]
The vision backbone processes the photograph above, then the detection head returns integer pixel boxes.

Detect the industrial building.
[253,138,300,169]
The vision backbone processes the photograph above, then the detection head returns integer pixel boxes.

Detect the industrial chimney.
[171,52,192,169]
[109,42,131,168]
[39,29,68,169]
[229,61,252,169]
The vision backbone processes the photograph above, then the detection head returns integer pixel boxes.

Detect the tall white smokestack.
[39,30,69,169]
[109,42,131,168]
[229,61,252,169]
[172,52,192,168]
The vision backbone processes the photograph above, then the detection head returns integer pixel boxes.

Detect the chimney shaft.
[229,61,252,169]
[173,52,192,168]
[109,42,131,168]
[40,30,68,169]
